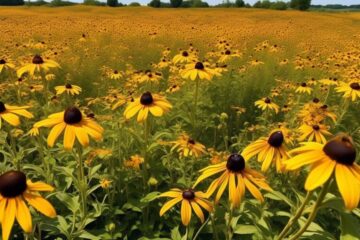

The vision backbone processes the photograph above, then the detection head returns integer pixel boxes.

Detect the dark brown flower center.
[225,50,231,55]
[0,102,6,113]
[182,51,189,57]
[114,70,118,74]
[350,82,360,90]
[264,97,271,104]
[226,153,245,172]
[0,59,6,64]
[195,62,204,70]
[188,139,195,145]
[313,98,320,103]
[64,107,82,124]
[182,190,195,200]
[32,55,44,64]
[301,82,307,87]
[65,84,72,89]
[268,131,284,147]
[312,125,320,131]
[0,171,27,198]
[140,92,153,105]
[323,137,356,165]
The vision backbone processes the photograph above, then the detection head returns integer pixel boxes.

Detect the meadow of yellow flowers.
[0,6,360,240]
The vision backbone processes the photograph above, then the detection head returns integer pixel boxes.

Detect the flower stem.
[226,206,234,240]
[211,211,219,240]
[277,191,313,240]
[192,78,200,135]
[289,180,331,240]
[193,216,210,240]
[76,146,87,218]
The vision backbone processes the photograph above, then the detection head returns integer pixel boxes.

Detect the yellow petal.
[1,113,20,126]
[2,198,16,240]
[15,197,32,233]
[335,164,360,210]
[190,201,204,223]
[47,123,66,147]
[24,193,56,218]
[63,125,76,150]
[181,200,192,226]
[159,196,182,216]
[305,160,335,191]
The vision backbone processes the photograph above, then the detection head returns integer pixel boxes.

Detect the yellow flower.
[109,70,122,80]
[193,153,272,208]
[181,62,214,81]
[170,134,207,158]
[0,102,33,128]
[124,92,172,122]
[28,127,39,137]
[284,135,360,210]
[34,107,103,150]
[100,178,112,189]
[242,131,289,172]
[159,188,212,226]
[335,81,360,101]
[124,155,144,170]
[55,84,82,96]
[295,82,312,94]
[0,59,15,74]
[298,123,332,143]
[172,50,196,64]
[17,55,60,77]
[255,97,280,113]
[0,170,56,240]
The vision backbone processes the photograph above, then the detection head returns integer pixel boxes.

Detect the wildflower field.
[1,6,360,240]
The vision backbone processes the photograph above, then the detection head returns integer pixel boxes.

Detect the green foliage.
[170,0,182,8]
[235,0,245,7]
[270,1,287,10]
[83,0,105,5]
[128,1,141,6]
[148,0,161,7]
[291,0,311,10]
[107,0,118,7]
[0,0,24,5]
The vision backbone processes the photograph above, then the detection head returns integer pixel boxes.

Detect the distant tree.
[253,0,262,8]
[261,0,271,8]
[291,0,311,10]
[148,0,160,7]
[271,1,287,10]
[107,0,118,6]
[245,3,251,7]
[235,0,244,7]
[0,0,24,5]
[170,0,182,7]
[129,1,140,6]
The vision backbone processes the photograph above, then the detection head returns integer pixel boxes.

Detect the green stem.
[193,216,210,240]
[192,78,200,135]
[289,180,331,240]
[277,191,313,240]
[211,211,219,240]
[226,206,234,240]
[76,146,87,218]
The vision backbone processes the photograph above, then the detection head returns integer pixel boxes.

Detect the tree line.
[3,0,359,11]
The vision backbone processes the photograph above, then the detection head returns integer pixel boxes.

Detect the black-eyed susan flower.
[170,134,206,158]
[124,155,144,170]
[172,51,196,64]
[0,170,56,240]
[295,82,312,94]
[193,154,272,208]
[0,59,15,74]
[159,188,212,226]
[17,55,60,77]
[34,107,103,150]
[109,70,122,80]
[336,81,360,101]
[181,62,214,81]
[55,84,82,96]
[0,102,33,128]
[284,135,360,210]
[255,97,280,114]
[124,91,172,122]
[298,123,332,144]
[242,131,289,172]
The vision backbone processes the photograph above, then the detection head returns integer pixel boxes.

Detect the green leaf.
[340,212,360,240]
[170,226,182,240]
[233,224,257,235]
[264,191,293,206]
[140,191,160,203]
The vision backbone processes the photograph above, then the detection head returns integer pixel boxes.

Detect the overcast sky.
[66,0,360,5]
